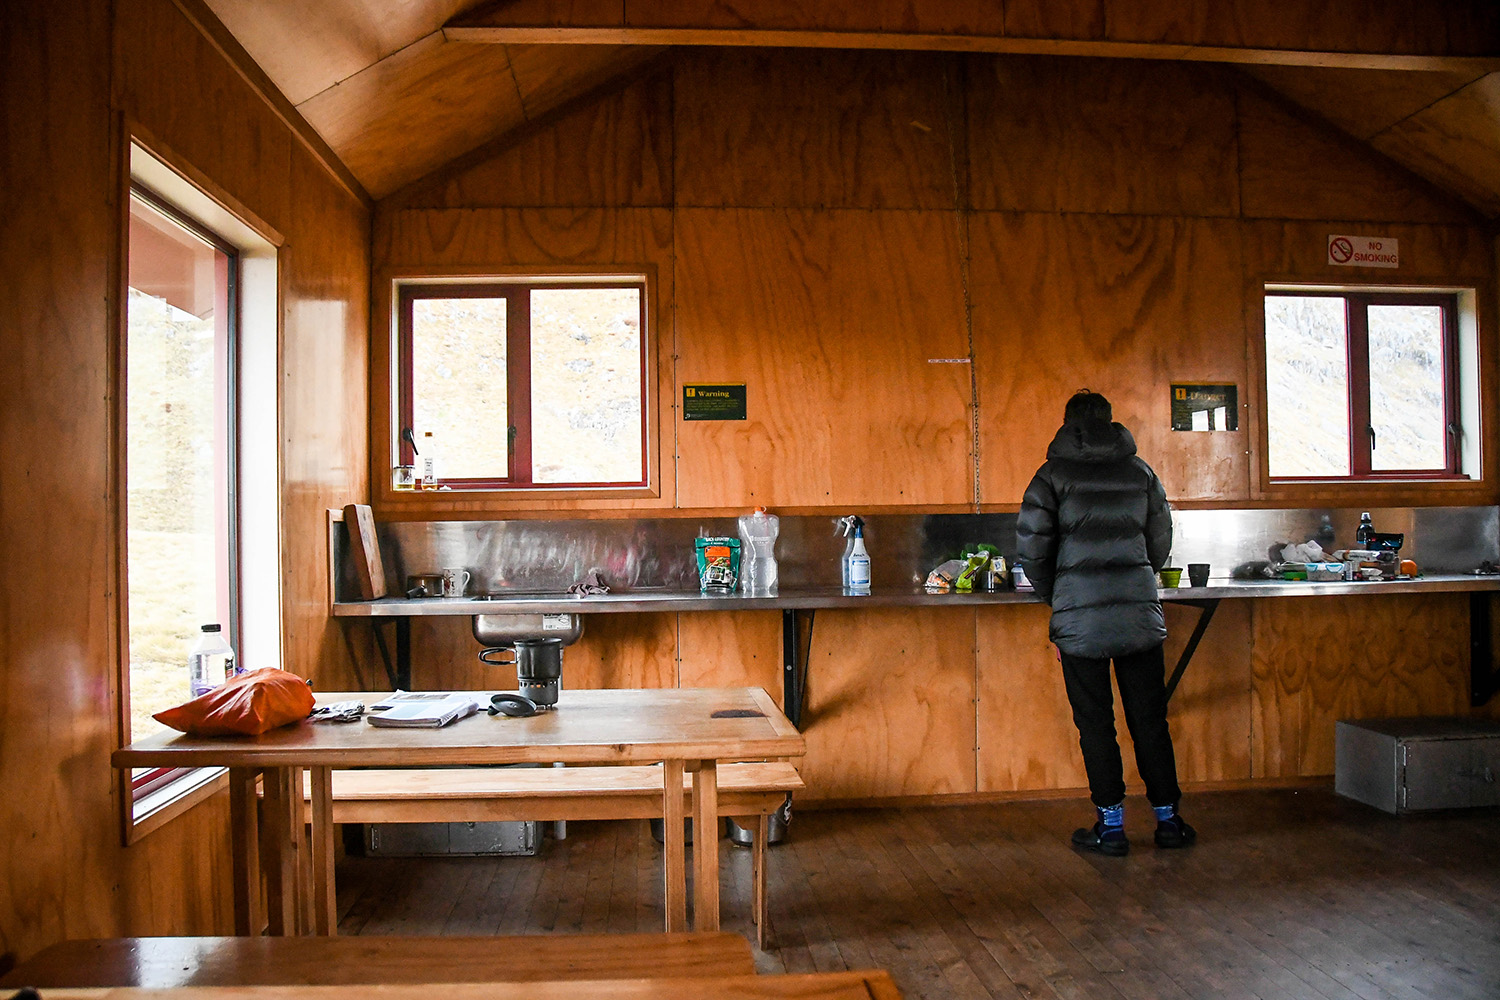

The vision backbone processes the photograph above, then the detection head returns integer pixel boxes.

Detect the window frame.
[395,277,651,491]
[1263,288,1462,483]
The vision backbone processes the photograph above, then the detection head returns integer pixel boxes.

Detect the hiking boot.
[1154,813,1197,849]
[1071,822,1129,857]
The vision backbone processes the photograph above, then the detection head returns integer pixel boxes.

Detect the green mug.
[1158,567,1183,588]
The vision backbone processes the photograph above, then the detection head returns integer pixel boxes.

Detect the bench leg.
[692,759,720,932]
[663,758,688,932]
[755,813,769,950]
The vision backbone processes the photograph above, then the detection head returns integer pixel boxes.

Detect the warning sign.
[1171,383,1239,432]
[1327,234,1399,269]
[682,384,747,421]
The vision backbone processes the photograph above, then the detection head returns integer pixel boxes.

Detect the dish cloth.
[567,572,610,596]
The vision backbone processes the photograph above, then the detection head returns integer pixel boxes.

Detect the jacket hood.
[1046,419,1138,463]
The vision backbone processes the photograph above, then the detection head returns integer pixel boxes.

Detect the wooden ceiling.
[205,0,1500,215]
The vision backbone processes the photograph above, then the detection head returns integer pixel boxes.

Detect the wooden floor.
[336,786,1500,999]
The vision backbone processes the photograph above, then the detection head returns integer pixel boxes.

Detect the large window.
[396,279,648,490]
[126,189,237,760]
[1264,290,1462,481]
[122,143,282,830]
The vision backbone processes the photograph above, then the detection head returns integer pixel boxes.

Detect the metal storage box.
[363,820,537,857]
[1335,717,1500,814]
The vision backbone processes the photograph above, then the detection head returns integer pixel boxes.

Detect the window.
[1264,290,1462,481]
[396,279,648,490]
[122,142,283,830]
[125,189,237,763]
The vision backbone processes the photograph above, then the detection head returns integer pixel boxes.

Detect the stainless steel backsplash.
[335,507,1500,600]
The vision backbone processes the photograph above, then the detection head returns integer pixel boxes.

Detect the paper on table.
[366,693,479,728]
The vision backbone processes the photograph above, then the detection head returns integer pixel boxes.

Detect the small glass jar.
[393,465,416,490]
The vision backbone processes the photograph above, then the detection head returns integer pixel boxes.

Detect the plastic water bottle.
[738,507,780,595]
[188,624,236,697]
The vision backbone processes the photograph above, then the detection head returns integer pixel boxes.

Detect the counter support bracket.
[1164,599,1218,702]
[1471,592,1496,707]
[782,609,814,730]
[395,617,411,691]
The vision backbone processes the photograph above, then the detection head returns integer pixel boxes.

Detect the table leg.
[309,766,337,935]
[662,758,687,932]
[692,759,720,931]
[228,768,262,935]
[259,767,300,935]
[755,812,769,949]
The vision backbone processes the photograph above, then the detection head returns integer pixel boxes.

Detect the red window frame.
[1265,290,1461,482]
[396,280,649,490]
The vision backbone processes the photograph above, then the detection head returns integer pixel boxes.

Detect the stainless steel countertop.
[331,574,1500,616]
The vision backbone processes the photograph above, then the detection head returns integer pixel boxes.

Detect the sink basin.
[472,611,584,646]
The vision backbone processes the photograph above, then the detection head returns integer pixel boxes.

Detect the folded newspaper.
[366,692,479,728]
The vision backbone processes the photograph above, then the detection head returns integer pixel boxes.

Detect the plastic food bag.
[153,667,316,736]
[695,536,741,593]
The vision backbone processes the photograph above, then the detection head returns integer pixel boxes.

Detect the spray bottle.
[839,516,871,595]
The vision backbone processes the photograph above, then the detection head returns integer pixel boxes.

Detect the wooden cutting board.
[343,503,388,600]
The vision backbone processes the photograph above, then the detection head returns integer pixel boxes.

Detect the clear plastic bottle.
[188,623,236,698]
[738,507,780,595]
[420,430,437,488]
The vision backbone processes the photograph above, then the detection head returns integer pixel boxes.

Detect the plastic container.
[840,516,870,595]
[737,507,779,596]
[188,623,236,698]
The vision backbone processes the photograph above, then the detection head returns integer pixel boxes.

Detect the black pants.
[1060,643,1182,809]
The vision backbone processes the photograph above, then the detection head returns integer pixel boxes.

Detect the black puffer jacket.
[1016,420,1172,659]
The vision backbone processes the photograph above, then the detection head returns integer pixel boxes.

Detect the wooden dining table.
[112,687,805,937]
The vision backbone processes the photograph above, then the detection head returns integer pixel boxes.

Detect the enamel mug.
[440,568,471,598]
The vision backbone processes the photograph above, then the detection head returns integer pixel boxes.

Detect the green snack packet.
[695,536,742,593]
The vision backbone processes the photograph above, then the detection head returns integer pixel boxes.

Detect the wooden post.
[309,766,337,935]
[260,767,300,935]
[228,767,262,935]
[692,758,720,931]
[662,758,687,932]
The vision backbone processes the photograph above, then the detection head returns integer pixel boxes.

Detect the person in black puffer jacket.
[1017,391,1195,857]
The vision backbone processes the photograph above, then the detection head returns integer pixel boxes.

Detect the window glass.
[410,297,509,480]
[530,288,643,484]
[126,196,233,742]
[1264,295,1350,478]
[1368,304,1447,472]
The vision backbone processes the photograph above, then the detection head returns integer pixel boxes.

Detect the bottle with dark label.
[1355,512,1375,549]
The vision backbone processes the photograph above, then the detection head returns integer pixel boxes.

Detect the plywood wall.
[376,49,1496,516]
[0,0,368,965]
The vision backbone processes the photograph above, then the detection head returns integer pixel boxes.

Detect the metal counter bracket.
[1471,592,1497,707]
[782,609,815,730]
[1164,599,1219,702]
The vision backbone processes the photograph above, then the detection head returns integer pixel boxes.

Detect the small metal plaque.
[1171,383,1238,431]
[683,384,747,421]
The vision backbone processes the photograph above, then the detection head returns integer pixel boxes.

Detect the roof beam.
[445,1,1500,73]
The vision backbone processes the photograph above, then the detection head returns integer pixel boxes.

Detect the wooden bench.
[0,933,755,987]
[292,761,803,948]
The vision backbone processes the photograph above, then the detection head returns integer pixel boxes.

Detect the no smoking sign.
[1327,234,1399,269]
